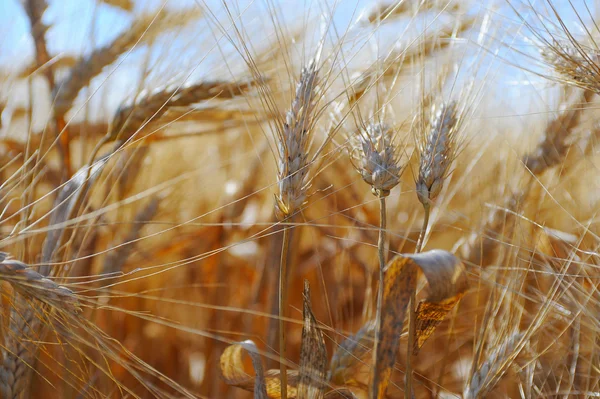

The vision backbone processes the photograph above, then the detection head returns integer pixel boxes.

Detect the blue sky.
[0,0,596,126]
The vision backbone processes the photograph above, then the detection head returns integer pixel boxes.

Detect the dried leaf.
[324,388,360,398]
[409,250,469,354]
[370,250,469,399]
[370,255,418,399]
[298,280,327,399]
[413,295,462,354]
[220,341,302,398]
[220,340,269,399]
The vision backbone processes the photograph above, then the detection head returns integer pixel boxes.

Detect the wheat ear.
[464,332,525,399]
[0,255,79,398]
[541,41,600,93]
[0,254,79,312]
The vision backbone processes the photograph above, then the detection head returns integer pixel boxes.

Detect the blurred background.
[0,0,599,398]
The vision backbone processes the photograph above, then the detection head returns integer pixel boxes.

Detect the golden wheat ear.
[541,40,600,93]
[349,122,403,198]
[0,255,79,312]
[416,101,461,207]
[275,60,320,221]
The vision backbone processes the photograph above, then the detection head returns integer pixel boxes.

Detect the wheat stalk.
[274,60,320,399]
[406,100,461,398]
[349,122,403,399]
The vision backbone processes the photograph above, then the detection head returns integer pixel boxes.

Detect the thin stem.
[372,195,387,397]
[406,203,430,399]
[415,203,430,253]
[279,224,291,399]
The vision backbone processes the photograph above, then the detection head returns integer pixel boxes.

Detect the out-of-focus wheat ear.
[523,88,594,175]
[40,152,111,275]
[416,101,461,207]
[274,60,320,220]
[101,0,134,12]
[0,254,80,399]
[329,321,375,385]
[365,0,461,24]
[52,8,203,118]
[0,303,35,399]
[459,86,591,267]
[349,123,403,198]
[0,255,79,312]
[464,332,526,399]
[101,197,160,276]
[109,80,254,142]
[541,40,600,93]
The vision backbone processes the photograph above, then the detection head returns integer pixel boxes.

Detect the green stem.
[406,203,430,399]
[279,225,290,399]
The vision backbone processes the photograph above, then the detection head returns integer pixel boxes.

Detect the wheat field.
[0,0,599,398]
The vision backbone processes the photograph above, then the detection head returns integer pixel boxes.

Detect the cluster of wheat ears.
[0,0,599,398]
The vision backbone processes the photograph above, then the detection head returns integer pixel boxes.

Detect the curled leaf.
[220,340,268,399]
[407,250,469,354]
[220,340,300,398]
[370,250,469,399]
[298,280,327,399]
[370,255,418,399]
